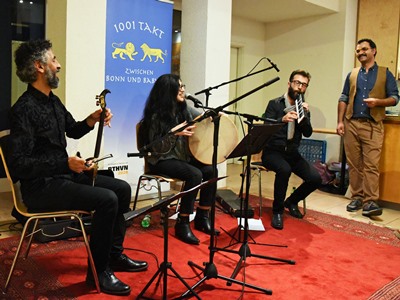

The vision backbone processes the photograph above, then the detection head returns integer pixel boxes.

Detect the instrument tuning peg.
[95,95,100,99]
[96,100,100,106]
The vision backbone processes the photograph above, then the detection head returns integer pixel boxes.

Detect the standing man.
[337,38,399,217]
[9,39,148,296]
[262,70,322,230]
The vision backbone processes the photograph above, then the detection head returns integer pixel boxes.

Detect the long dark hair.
[141,74,190,143]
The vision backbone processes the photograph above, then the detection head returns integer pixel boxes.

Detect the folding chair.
[0,135,100,293]
[132,122,184,212]
[247,151,306,217]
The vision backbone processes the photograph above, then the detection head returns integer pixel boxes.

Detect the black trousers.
[149,158,216,215]
[21,173,131,273]
[262,149,321,214]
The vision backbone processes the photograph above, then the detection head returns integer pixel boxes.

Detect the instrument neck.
[94,109,106,158]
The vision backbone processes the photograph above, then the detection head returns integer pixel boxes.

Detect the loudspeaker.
[216,189,254,218]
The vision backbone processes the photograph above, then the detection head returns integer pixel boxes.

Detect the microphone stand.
[195,62,278,107]
[181,77,280,298]
[135,60,279,153]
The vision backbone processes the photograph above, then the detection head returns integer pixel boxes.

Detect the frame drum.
[189,114,238,165]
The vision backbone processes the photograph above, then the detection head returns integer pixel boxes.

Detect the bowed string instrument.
[84,89,113,185]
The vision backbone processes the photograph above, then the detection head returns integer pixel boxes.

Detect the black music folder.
[227,123,283,159]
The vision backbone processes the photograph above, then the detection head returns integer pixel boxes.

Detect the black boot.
[175,216,200,245]
[194,208,220,236]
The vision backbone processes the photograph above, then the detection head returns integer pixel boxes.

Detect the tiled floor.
[225,163,400,231]
[0,163,399,240]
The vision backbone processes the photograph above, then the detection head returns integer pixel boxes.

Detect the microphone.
[267,58,280,72]
[185,93,203,107]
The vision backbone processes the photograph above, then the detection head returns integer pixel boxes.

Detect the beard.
[288,85,301,100]
[45,67,59,89]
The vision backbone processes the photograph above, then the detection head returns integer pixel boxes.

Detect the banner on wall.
[104,0,173,186]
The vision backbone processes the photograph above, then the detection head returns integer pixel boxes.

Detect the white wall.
[231,17,270,120]
[231,0,358,163]
[47,0,107,160]
[180,0,232,185]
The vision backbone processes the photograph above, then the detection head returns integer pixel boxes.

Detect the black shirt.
[263,95,313,151]
[9,84,94,186]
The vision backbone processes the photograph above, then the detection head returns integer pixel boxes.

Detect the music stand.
[218,121,296,285]
[220,123,281,238]
[182,79,287,298]
[124,177,225,300]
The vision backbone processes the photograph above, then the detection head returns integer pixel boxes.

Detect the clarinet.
[295,93,305,123]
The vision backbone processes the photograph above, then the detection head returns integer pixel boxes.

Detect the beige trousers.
[343,118,384,202]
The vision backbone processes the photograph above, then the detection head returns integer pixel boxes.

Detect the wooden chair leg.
[24,218,40,258]
[5,219,33,291]
[76,215,100,293]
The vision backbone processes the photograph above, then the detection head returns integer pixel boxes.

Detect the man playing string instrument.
[261,69,321,230]
[8,39,147,296]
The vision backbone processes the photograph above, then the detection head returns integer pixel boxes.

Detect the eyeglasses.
[179,84,186,90]
[291,80,308,88]
[355,47,370,54]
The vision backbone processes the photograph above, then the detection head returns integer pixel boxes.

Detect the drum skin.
[189,114,238,165]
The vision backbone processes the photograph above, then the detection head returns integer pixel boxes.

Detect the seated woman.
[139,74,217,245]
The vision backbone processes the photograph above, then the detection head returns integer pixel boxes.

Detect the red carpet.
[1,195,399,299]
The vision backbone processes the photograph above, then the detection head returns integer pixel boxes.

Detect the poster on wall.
[104,0,173,186]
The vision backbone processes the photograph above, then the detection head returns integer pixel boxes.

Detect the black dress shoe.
[284,201,303,219]
[271,213,283,230]
[86,268,131,296]
[110,254,148,272]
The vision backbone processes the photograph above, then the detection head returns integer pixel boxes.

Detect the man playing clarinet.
[261,69,321,230]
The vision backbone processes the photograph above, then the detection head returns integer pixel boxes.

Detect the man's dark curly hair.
[14,39,52,83]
